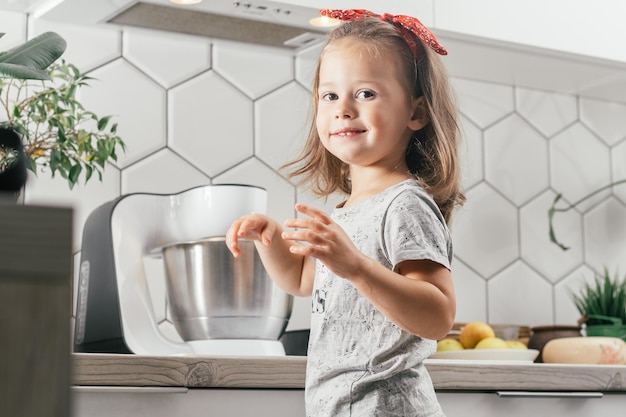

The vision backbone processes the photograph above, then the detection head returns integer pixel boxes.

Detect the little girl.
[227,9,465,416]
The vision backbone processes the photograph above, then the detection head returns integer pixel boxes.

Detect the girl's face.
[315,39,427,172]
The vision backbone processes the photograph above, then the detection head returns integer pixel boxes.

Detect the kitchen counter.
[72,353,626,392]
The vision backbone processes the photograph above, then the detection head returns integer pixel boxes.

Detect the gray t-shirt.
[306,179,451,417]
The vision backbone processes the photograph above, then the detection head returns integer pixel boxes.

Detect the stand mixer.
[74,184,293,356]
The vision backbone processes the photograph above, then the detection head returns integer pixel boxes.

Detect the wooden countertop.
[72,353,626,392]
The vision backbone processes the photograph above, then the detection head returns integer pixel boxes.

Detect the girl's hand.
[226,213,278,258]
[282,203,367,280]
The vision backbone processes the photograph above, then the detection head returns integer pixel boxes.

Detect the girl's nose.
[335,103,354,119]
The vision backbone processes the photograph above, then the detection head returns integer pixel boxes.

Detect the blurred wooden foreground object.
[0,202,73,417]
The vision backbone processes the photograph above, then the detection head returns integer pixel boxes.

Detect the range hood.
[30,0,331,49]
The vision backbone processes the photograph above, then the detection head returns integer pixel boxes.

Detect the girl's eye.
[356,90,375,99]
[321,92,338,101]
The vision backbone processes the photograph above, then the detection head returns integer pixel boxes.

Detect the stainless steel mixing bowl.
[161,237,293,341]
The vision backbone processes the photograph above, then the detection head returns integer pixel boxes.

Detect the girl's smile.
[330,127,367,138]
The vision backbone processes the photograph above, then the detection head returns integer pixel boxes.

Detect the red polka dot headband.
[320,9,448,57]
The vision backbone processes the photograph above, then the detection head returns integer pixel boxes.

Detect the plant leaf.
[69,163,81,186]
[0,32,66,80]
[0,63,50,80]
[25,156,37,173]
[97,115,111,130]
[547,193,570,250]
[84,164,93,183]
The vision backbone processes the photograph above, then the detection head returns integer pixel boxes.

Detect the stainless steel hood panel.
[108,2,326,48]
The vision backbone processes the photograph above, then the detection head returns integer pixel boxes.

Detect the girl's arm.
[226,214,315,297]
[283,204,455,340]
[350,257,455,340]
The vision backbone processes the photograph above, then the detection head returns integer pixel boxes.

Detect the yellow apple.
[437,338,464,352]
[505,340,528,350]
[475,337,509,349]
[459,322,495,349]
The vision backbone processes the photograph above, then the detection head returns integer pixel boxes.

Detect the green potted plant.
[0,31,125,192]
[1,31,66,194]
[570,267,626,341]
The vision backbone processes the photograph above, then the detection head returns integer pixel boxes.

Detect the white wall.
[2,10,625,342]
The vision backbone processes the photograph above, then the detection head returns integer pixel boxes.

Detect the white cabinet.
[438,391,624,417]
[280,0,626,63]
[72,387,305,417]
[73,386,625,417]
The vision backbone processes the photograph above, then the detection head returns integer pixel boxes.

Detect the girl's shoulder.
[389,180,446,225]
[388,179,433,205]
[374,178,423,199]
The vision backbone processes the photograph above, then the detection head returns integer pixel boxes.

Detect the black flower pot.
[0,127,27,201]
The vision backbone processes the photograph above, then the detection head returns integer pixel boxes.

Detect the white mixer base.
[185,340,286,356]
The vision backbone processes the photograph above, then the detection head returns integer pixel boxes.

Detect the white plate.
[429,349,539,362]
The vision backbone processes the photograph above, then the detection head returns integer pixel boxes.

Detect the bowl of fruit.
[430,322,539,362]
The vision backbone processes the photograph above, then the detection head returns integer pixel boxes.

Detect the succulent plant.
[570,268,626,326]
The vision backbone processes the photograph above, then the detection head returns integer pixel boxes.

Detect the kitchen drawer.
[438,391,624,417]
[72,386,305,417]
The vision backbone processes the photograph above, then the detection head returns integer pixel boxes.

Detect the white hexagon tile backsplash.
[484,113,549,206]
[78,58,167,169]
[16,14,626,333]
[515,87,578,138]
[124,27,212,89]
[168,70,254,177]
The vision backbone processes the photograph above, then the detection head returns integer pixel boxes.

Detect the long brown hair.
[283,18,465,223]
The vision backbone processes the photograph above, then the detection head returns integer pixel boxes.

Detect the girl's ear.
[408,96,429,131]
